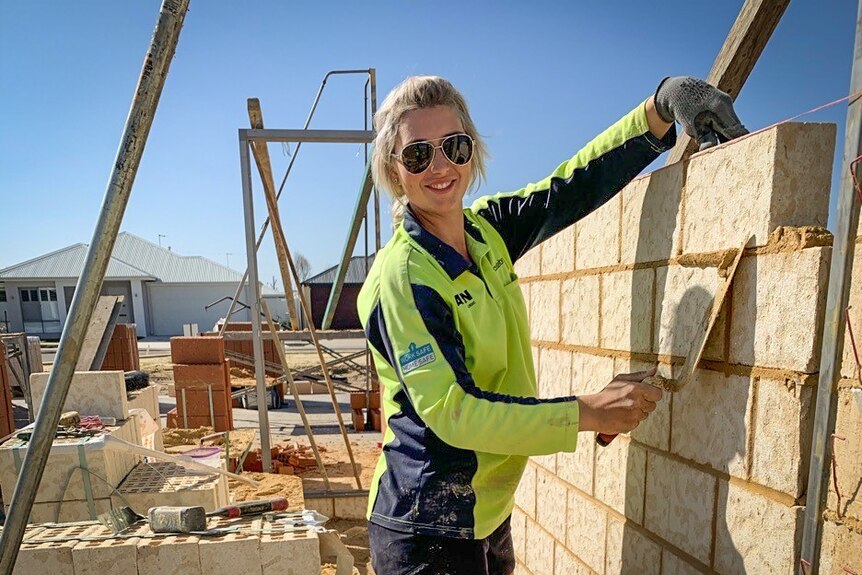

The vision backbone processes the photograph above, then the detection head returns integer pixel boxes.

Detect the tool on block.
[99,497,289,533]
[596,235,750,447]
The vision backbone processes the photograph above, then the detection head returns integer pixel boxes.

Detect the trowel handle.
[595,375,669,448]
[209,498,289,518]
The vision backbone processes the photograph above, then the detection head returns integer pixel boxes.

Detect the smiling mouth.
[426,180,456,193]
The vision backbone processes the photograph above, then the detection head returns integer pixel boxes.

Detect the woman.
[358,75,746,575]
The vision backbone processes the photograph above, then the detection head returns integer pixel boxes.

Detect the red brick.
[350,392,367,409]
[179,415,232,431]
[171,337,226,365]
[166,407,178,429]
[173,363,228,389]
[352,409,365,431]
[176,388,230,419]
[370,408,381,432]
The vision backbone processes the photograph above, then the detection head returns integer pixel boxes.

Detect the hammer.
[148,498,289,533]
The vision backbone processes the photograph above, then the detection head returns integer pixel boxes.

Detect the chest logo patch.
[454,289,474,307]
[399,342,436,374]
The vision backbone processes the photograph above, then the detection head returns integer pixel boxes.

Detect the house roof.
[0,232,245,284]
[303,254,375,285]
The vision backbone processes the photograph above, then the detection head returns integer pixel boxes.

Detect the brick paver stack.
[168,336,233,431]
[100,323,140,371]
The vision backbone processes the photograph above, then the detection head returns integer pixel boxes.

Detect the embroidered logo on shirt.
[399,342,436,374]
[492,258,505,271]
[454,289,474,307]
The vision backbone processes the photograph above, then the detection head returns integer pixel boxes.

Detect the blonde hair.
[371,76,487,228]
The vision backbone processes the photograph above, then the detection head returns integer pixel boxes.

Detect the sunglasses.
[392,133,474,174]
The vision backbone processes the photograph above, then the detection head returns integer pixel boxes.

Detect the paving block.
[827,387,862,518]
[576,195,621,269]
[620,163,683,265]
[137,534,202,575]
[714,480,801,575]
[644,452,715,564]
[514,461,537,519]
[671,372,751,479]
[30,370,128,419]
[170,336,226,364]
[511,507,527,562]
[561,275,600,347]
[514,245,542,278]
[198,529,261,574]
[525,518,555,575]
[661,550,704,575]
[259,524,320,575]
[128,384,160,422]
[605,517,661,575]
[600,268,654,353]
[566,488,606,573]
[555,543,593,575]
[530,281,561,342]
[653,264,724,361]
[542,225,576,274]
[594,437,646,524]
[818,519,862,575]
[729,247,831,372]
[682,122,835,254]
[538,348,572,399]
[72,531,140,575]
[333,494,368,519]
[113,461,229,514]
[535,468,568,543]
[173,363,229,390]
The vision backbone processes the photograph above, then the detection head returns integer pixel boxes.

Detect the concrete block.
[137,535,202,575]
[714,480,801,575]
[542,225,576,274]
[572,352,615,395]
[600,269,654,353]
[729,248,831,372]
[127,384,159,422]
[620,163,684,265]
[671,372,751,478]
[9,497,113,524]
[525,518,555,575]
[333,494,369,520]
[113,461,229,514]
[828,387,862,518]
[576,195,621,269]
[530,280,561,342]
[555,543,593,575]
[605,518,661,575]
[566,488,606,573]
[653,264,724,361]
[511,507,527,562]
[842,248,862,380]
[595,437,646,524]
[515,245,542,278]
[661,550,703,575]
[307,496,335,518]
[30,370,128,419]
[515,461,537,519]
[644,452,715,564]
[538,348,572,399]
[561,275,600,347]
[13,523,98,575]
[615,358,671,451]
[682,122,835,254]
[533,452,557,474]
[260,527,320,575]
[751,377,814,498]
[819,519,862,575]
[170,336,225,364]
[72,532,140,575]
[557,431,594,495]
[535,468,568,543]
[198,530,261,574]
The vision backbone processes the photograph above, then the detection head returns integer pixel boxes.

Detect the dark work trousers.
[368,516,516,575]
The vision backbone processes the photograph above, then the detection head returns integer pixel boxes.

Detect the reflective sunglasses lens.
[443,134,473,165]
[401,142,434,174]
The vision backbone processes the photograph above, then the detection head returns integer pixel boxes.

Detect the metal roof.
[0,233,244,284]
[303,254,375,285]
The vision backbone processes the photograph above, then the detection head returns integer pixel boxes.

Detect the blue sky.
[0,2,855,288]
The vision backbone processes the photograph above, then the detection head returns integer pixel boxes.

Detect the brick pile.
[100,323,140,371]
[509,123,845,575]
[349,387,382,432]
[238,442,327,474]
[168,337,233,432]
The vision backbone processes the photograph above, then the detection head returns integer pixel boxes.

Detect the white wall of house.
[146,282,252,336]
[130,279,147,337]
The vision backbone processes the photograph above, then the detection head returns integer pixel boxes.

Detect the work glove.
[655,76,748,150]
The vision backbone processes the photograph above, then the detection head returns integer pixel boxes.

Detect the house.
[302,254,374,330]
[0,232,262,337]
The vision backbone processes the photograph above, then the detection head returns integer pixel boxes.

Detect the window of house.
[0,290,6,302]
[21,290,29,302]
[49,290,57,301]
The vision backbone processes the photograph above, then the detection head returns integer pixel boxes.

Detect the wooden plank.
[75,295,122,371]
[247,98,301,330]
[665,0,790,165]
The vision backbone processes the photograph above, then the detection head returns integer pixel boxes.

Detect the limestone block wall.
[511,122,841,575]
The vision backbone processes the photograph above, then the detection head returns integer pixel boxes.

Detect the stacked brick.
[100,323,140,371]
[169,337,233,432]
[349,386,381,432]
[209,322,282,376]
[0,340,15,439]
[509,123,844,575]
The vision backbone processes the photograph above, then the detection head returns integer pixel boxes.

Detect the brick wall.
[511,123,844,575]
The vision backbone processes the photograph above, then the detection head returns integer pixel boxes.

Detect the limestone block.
[661,550,703,575]
[576,195,621,269]
[557,432,594,495]
[113,461,229,514]
[511,507,527,562]
[566,488,606,573]
[653,264,724,361]
[13,523,98,575]
[542,225,576,274]
[729,247,831,372]
[525,518,555,575]
[127,384,160,422]
[572,352,615,395]
[9,497,113,524]
[199,530,261,574]
[538,348,572,399]
[30,370,128,419]
[561,275,600,347]
[616,358,671,451]
[555,543,593,575]
[594,437,646,524]
[828,387,862,518]
[260,527,320,575]
[751,378,814,498]
[535,468,568,543]
[72,531,140,575]
[644,452,715,564]
[137,535,202,575]
[530,281,561,342]
[533,452,557,474]
[514,461,537,519]
[605,518,661,575]
[714,480,801,575]
[671,372,751,478]
[600,269,654,353]
[682,122,835,254]
[307,496,335,518]
[620,163,683,265]
[819,519,862,575]
[333,494,368,520]
[841,248,862,380]
[515,245,542,278]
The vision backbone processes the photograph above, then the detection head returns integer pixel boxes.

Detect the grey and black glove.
[655,76,748,151]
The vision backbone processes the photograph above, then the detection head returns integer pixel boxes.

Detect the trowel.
[596,235,750,447]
